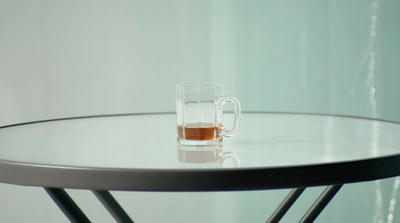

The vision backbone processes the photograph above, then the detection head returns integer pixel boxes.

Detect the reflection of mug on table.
[176,83,241,146]
[177,144,240,168]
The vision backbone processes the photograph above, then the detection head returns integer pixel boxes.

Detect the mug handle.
[219,152,241,167]
[218,96,241,137]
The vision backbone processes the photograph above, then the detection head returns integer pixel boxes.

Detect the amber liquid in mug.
[177,123,222,140]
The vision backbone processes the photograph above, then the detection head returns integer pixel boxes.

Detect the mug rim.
[176,83,223,89]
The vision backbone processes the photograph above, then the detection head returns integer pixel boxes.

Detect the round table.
[1,112,400,222]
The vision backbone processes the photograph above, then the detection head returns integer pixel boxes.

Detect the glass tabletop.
[2,112,400,191]
[0,112,399,170]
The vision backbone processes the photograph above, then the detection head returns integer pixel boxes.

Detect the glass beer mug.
[176,83,241,146]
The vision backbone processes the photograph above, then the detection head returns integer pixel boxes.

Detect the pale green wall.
[0,0,399,222]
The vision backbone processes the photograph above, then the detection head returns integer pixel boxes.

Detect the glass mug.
[176,83,241,145]
[177,144,240,168]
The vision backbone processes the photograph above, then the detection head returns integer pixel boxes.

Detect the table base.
[45,185,342,223]
[45,188,134,223]
[267,184,343,223]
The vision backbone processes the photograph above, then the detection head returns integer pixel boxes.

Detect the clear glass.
[1,113,400,169]
[176,83,241,145]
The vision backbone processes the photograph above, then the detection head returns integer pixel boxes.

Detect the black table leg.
[266,187,306,223]
[44,187,91,223]
[299,184,343,223]
[92,190,134,223]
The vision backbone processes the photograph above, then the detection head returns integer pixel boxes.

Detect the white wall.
[1,0,400,222]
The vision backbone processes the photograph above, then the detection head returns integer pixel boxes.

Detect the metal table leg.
[92,190,134,223]
[299,184,343,223]
[266,188,305,223]
[265,185,343,223]
[44,187,91,223]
